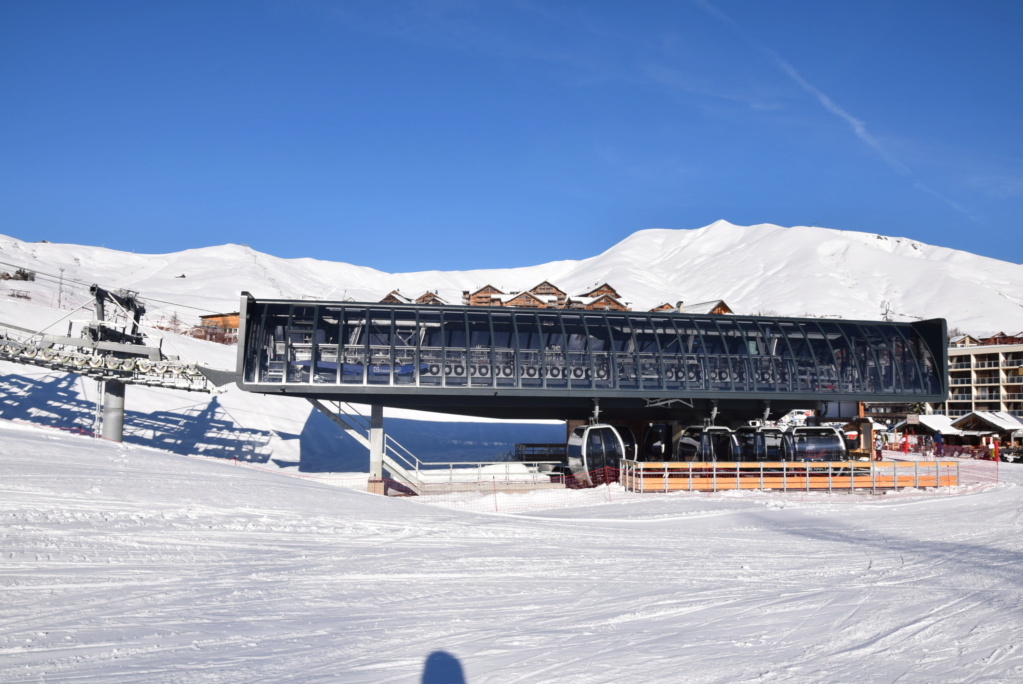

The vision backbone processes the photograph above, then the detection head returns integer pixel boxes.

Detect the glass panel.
[562,313,592,389]
[418,310,443,387]
[393,310,418,386]
[889,328,914,393]
[584,315,613,389]
[442,311,468,387]
[632,314,663,390]
[837,322,873,394]
[652,317,684,391]
[366,309,394,386]
[602,428,623,469]
[803,321,837,393]
[340,306,367,385]
[538,313,567,388]
[587,428,605,471]
[877,324,904,394]
[757,320,794,392]
[817,321,859,392]
[606,315,637,389]
[252,303,288,384]
[676,319,706,390]
[737,320,774,392]
[718,319,753,390]
[515,312,542,388]
[491,313,516,388]
[284,305,316,383]
[313,307,341,384]
[468,312,494,387]
[776,321,817,392]
[695,319,730,390]
[910,329,942,395]
[857,324,891,393]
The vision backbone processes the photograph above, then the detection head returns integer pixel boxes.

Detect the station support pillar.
[368,404,385,494]
[101,380,126,442]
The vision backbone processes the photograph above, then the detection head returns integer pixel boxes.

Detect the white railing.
[382,441,561,490]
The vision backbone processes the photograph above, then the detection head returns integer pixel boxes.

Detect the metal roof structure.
[235,293,948,424]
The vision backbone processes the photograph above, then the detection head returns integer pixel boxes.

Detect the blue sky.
[2,0,1021,272]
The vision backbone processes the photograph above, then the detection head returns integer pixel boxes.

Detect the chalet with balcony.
[415,291,448,306]
[528,281,567,307]
[949,334,981,348]
[981,332,1023,346]
[380,290,413,304]
[200,312,240,332]
[195,311,240,344]
[567,283,628,311]
[498,291,547,308]
[680,300,733,315]
[462,285,504,307]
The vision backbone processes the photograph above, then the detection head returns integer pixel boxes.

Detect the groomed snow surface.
[2,421,1022,683]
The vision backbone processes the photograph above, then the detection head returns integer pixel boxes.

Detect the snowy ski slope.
[1,421,1021,682]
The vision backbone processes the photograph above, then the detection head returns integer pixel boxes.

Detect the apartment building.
[934,337,1023,419]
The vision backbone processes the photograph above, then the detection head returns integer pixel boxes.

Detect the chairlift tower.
[0,283,234,443]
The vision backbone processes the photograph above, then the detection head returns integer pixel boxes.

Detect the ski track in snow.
[1,424,1022,683]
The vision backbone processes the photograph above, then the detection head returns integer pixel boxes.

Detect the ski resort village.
[5,0,1023,678]
[2,224,1023,681]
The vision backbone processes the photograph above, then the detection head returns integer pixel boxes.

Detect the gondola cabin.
[734,425,786,461]
[566,424,626,486]
[677,426,740,462]
[784,426,848,461]
[641,423,674,462]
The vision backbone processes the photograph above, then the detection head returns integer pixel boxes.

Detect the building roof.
[680,300,733,315]
[379,290,412,304]
[496,292,550,305]
[577,283,620,298]
[415,291,448,305]
[467,285,504,296]
[892,414,962,435]
[528,281,566,295]
[951,411,1023,434]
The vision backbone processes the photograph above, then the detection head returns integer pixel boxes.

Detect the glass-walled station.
[236,294,947,422]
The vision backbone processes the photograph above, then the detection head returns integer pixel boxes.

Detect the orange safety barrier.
[621,460,960,493]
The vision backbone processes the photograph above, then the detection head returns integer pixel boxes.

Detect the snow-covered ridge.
[2,221,1020,334]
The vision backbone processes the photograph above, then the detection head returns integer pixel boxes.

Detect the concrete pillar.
[369,404,384,480]
[101,380,125,442]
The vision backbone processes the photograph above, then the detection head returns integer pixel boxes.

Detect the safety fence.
[620,460,959,493]
[3,417,1004,515]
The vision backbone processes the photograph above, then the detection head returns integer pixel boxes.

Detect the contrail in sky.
[693,0,978,222]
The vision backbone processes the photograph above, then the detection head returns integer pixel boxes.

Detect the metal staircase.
[307,399,565,496]
[307,398,424,493]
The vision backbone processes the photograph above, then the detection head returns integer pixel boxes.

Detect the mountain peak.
[0,224,1020,334]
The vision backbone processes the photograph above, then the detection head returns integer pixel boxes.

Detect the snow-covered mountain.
[0,220,1020,473]
[1,220,1020,334]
